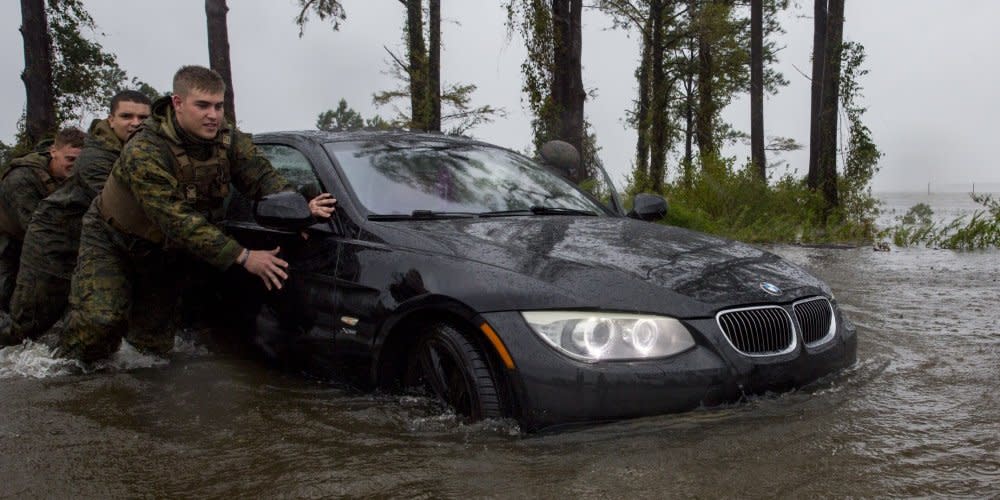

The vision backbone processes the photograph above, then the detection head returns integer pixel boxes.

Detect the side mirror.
[628,193,668,221]
[254,191,313,231]
[539,140,581,180]
[297,181,322,200]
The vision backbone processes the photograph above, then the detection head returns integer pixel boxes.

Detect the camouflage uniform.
[0,152,66,312]
[59,96,291,362]
[2,119,121,346]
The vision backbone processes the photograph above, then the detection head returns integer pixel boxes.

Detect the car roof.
[253,130,502,150]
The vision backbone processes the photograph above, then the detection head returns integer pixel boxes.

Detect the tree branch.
[296,0,318,35]
[383,46,409,72]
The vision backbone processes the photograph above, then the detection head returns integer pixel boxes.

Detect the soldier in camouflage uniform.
[0,92,151,347]
[58,65,336,363]
[0,128,85,313]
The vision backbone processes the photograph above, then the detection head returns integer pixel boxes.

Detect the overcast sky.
[2,0,998,193]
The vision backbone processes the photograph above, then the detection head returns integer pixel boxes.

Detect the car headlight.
[521,311,695,362]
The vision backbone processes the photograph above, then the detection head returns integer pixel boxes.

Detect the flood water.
[1,196,998,497]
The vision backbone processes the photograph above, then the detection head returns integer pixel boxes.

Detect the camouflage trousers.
[5,267,71,345]
[59,205,183,363]
[0,235,22,312]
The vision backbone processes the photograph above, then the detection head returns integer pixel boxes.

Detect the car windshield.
[325,139,610,217]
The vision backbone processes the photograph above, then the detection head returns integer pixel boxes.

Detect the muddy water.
[1,245,998,498]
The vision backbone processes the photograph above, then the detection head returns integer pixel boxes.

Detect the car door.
[223,140,345,374]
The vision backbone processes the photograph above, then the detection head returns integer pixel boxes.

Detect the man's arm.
[228,131,338,219]
[121,140,243,270]
[76,148,118,197]
[4,170,46,231]
[229,131,293,200]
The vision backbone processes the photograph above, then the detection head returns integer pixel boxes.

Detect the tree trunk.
[648,0,667,192]
[683,34,695,187]
[634,7,654,186]
[551,0,586,183]
[807,0,827,190]
[818,0,844,209]
[19,0,56,146]
[206,0,236,123]
[683,73,695,186]
[695,3,717,165]
[750,0,765,181]
[428,0,441,132]
[406,0,428,130]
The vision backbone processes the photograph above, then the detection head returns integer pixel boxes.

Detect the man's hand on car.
[242,247,289,290]
[309,193,337,218]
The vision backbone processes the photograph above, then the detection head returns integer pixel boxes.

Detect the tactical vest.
[0,155,60,239]
[98,132,232,244]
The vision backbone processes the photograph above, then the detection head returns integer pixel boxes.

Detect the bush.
[882,195,1000,250]
[628,157,879,245]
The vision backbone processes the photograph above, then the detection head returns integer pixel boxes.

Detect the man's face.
[108,100,151,142]
[48,143,82,180]
[172,89,225,140]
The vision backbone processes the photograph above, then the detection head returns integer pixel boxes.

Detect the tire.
[404,322,504,421]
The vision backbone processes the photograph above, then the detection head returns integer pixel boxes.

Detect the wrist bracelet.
[237,248,250,266]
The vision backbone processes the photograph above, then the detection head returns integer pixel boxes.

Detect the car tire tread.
[410,322,504,421]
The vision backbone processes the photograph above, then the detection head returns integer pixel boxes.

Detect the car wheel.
[404,323,504,421]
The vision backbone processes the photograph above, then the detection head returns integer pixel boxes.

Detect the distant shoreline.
[874,185,1000,195]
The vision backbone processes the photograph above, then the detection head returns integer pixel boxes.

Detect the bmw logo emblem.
[760,282,782,296]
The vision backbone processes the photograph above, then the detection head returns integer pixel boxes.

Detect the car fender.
[369,293,488,386]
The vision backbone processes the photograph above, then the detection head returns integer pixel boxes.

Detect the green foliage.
[900,203,933,226]
[316,99,391,131]
[597,0,790,189]
[665,32,880,231]
[504,0,555,139]
[373,50,504,134]
[438,83,506,135]
[317,99,364,131]
[130,79,166,101]
[0,140,10,168]
[505,0,599,179]
[6,0,158,149]
[294,0,346,36]
[46,0,156,124]
[628,156,878,244]
[883,195,1000,250]
[839,41,882,192]
[365,114,392,130]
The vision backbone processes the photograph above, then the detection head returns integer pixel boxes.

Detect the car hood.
[375,216,830,315]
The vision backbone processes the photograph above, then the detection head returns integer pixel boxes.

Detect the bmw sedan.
[221,130,857,432]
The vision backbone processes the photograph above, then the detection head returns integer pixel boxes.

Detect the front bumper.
[482,308,858,432]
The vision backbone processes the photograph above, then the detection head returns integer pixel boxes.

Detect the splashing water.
[0,334,212,379]
[92,340,171,372]
[172,334,213,357]
[0,340,82,379]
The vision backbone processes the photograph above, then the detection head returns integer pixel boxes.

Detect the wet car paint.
[224,131,857,431]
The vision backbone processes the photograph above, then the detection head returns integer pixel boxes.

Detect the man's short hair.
[52,127,86,149]
[172,65,226,97]
[110,90,152,114]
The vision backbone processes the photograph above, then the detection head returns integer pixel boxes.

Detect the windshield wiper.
[368,210,478,221]
[479,205,598,217]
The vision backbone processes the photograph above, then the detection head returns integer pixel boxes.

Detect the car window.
[226,143,323,222]
[259,144,324,197]
[325,140,610,216]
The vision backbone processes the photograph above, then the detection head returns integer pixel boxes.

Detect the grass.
[627,159,880,246]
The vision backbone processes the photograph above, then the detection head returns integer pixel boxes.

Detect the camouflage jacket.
[0,152,66,239]
[108,96,291,269]
[19,119,122,278]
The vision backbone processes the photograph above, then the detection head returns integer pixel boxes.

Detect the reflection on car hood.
[379,217,829,311]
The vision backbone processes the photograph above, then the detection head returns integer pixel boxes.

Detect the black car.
[221,130,857,432]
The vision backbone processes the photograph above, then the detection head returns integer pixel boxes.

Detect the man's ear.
[171,93,183,109]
